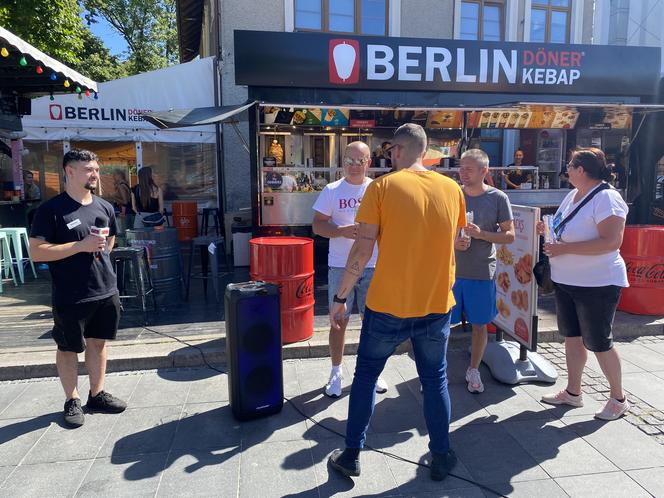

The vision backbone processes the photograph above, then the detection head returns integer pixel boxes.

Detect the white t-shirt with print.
[550,185,629,287]
[312,178,378,268]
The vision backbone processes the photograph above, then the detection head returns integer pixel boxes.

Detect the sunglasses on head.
[384,144,403,157]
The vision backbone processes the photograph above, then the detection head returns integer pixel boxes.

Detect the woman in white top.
[538,147,630,421]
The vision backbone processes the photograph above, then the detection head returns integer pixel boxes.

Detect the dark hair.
[381,141,391,148]
[569,147,612,181]
[63,149,98,170]
[137,166,159,209]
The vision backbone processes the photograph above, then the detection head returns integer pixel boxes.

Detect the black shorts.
[553,283,622,353]
[52,294,121,353]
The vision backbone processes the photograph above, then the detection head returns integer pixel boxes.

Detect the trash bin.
[172,201,198,241]
[618,225,664,315]
[232,220,252,267]
[249,236,314,344]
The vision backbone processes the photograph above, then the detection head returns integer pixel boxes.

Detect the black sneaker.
[86,390,127,414]
[430,449,458,481]
[63,398,85,428]
[328,448,361,477]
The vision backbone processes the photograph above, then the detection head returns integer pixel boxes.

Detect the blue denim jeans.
[345,307,452,455]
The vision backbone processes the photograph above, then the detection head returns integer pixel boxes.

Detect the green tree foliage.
[83,0,178,74]
[0,0,177,82]
[0,0,85,66]
[0,0,127,81]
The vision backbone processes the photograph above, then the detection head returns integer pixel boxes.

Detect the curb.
[1,319,662,382]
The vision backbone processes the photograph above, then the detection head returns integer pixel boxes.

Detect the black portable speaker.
[225,281,283,421]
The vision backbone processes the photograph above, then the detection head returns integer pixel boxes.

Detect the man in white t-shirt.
[312,141,387,398]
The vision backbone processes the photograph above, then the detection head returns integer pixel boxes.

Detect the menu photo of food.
[514,253,533,285]
[527,108,556,128]
[478,111,493,128]
[427,111,462,129]
[497,111,512,128]
[292,109,307,125]
[303,109,322,125]
[550,108,579,129]
[492,206,539,348]
[261,106,280,124]
[321,108,350,126]
[516,112,532,128]
[604,109,632,129]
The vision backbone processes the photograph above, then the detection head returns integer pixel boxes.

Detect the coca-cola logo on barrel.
[626,261,664,285]
[296,279,314,299]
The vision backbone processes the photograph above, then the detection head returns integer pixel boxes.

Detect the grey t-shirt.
[455,187,513,280]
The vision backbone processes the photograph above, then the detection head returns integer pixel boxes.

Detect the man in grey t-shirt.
[453,149,515,394]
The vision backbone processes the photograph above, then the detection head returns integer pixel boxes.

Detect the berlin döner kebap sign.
[234,30,660,96]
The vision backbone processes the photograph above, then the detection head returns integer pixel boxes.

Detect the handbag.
[141,212,166,227]
[534,183,611,292]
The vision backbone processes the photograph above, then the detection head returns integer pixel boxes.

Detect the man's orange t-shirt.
[355,169,466,318]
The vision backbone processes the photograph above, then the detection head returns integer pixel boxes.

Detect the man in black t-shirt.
[30,149,127,428]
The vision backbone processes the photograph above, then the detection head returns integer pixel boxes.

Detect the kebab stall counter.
[255,104,634,228]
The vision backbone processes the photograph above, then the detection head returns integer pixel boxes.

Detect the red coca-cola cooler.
[618,225,664,315]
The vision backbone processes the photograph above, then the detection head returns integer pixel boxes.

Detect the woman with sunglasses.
[538,147,630,421]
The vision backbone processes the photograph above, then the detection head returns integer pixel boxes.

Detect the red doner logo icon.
[49,104,63,120]
[329,39,360,84]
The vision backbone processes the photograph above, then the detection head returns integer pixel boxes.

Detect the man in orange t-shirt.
[327,123,466,482]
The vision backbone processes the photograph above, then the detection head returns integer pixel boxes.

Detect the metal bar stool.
[200,207,221,236]
[0,232,18,292]
[110,246,157,324]
[185,235,230,302]
[0,228,37,284]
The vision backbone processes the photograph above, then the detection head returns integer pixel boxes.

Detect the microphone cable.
[129,320,509,498]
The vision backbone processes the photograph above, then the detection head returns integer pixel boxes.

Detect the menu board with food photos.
[427,110,463,129]
[320,108,350,126]
[494,205,540,351]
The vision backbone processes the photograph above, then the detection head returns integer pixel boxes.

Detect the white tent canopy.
[22,57,216,144]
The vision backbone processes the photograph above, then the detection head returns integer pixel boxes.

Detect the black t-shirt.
[506,167,532,189]
[132,185,160,213]
[30,192,118,307]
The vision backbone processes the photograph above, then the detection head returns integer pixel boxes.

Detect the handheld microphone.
[90,217,110,259]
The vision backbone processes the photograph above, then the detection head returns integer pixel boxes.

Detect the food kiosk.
[231,30,661,232]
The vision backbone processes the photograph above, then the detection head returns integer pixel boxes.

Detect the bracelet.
[333,294,347,304]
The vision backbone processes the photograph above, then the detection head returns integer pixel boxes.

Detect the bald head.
[345,141,370,157]
[342,141,371,184]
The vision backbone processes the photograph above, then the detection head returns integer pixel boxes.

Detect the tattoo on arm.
[345,261,361,276]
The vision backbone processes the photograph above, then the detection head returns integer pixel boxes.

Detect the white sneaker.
[375,377,388,394]
[324,370,343,398]
[595,397,630,421]
[541,389,584,407]
[465,368,484,394]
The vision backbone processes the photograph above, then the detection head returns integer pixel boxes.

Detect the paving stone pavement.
[537,336,664,444]
[2,345,664,497]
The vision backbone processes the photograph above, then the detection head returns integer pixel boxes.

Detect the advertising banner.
[235,30,660,96]
[494,205,540,350]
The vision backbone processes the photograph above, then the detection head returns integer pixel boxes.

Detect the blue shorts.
[328,267,374,318]
[451,278,498,326]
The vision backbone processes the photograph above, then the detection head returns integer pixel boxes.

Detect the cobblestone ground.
[538,336,664,445]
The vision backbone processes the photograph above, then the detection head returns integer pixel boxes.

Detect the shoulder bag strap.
[554,183,610,238]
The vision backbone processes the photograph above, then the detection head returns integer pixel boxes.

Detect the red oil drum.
[172,201,198,241]
[250,237,314,344]
[618,225,664,315]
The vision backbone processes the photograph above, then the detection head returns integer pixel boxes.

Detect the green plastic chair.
[0,232,18,291]
[0,228,37,284]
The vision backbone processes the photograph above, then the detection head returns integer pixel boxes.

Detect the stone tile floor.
[2,339,664,497]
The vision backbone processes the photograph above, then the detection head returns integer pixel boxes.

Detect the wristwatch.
[333,294,347,304]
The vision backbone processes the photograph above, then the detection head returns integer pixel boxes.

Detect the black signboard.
[235,30,660,97]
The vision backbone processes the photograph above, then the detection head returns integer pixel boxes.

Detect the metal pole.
[519,344,528,362]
